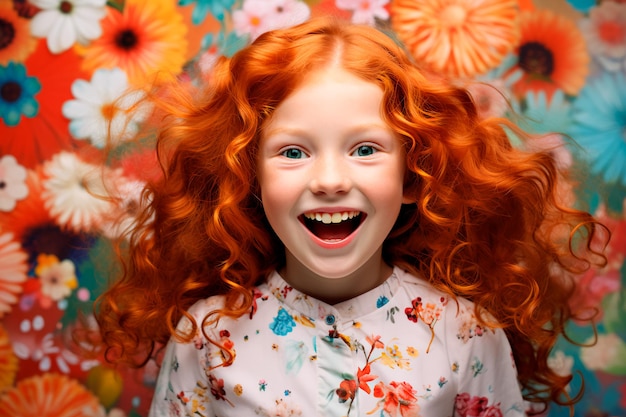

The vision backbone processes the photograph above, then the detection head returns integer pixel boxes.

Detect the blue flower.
[566,0,595,13]
[520,90,572,135]
[0,62,41,127]
[178,0,236,24]
[567,71,626,186]
[376,295,389,308]
[201,29,248,58]
[284,339,308,374]
[269,307,296,336]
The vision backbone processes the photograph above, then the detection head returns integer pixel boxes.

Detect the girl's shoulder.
[394,266,467,307]
[393,266,497,331]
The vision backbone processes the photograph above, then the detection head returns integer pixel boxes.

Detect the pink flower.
[467,395,489,417]
[454,393,503,417]
[481,405,503,417]
[467,81,509,120]
[579,1,626,72]
[233,0,309,40]
[454,392,471,416]
[336,0,389,25]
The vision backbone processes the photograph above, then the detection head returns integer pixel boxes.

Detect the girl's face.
[257,66,408,301]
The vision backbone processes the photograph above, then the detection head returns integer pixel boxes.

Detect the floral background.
[0,0,624,416]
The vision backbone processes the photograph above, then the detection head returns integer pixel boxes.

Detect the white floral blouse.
[149,267,527,417]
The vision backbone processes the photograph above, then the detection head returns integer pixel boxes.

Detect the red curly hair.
[95,17,607,411]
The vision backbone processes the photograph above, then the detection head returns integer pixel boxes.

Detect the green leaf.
[106,0,125,13]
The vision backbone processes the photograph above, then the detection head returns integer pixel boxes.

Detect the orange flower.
[0,168,53,242]
[79,0,188,86]
[0,231,28,318]
[511,9,589,97]
[0,373,102,416]
[0,2,37,64]
[0,324,18,394]
[357,364,377,394]
[336,379,357,402]
[390,0,520,78]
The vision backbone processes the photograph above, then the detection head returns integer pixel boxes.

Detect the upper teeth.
[303,211,360,224]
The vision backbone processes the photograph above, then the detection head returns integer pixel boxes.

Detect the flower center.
[359,1,371,11]
[100,103,118,120]
[0,19,15,50]
[115,29,138,50]
[598,21,625,45]
[125,199,139,216]
[1,81,22,103]
[518,42,554,78]
[250,16,261,27]
[440,4,467,27]
[59,0,73,14]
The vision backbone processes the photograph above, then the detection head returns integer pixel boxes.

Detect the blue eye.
[354,145,376,157]
[282,148,304,159]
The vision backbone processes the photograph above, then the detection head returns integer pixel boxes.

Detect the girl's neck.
[279,250,393,305]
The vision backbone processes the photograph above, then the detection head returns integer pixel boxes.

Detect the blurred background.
[0,0,624,415]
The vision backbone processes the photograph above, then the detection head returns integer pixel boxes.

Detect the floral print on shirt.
[149,267,527,417]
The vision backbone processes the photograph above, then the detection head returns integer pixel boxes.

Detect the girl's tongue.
[303,214,363,241]
[308,221,355,241]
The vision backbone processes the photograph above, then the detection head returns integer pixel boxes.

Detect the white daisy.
[580,333,626,373]
[0,232,28,318]
[547,350,573,392]
[62,68,150,148]
[99,177,149,239]
[0,155,28,212]
[35,254,77,301]
[30,0,107,54]
[41,151,120,233]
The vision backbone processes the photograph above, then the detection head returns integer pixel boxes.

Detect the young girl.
[95,18,607,417]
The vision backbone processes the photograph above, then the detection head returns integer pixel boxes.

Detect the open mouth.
[300,211,365,241]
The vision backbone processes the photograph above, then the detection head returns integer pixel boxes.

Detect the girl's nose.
[309,157,352,195]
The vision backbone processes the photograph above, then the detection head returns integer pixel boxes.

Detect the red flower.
[466,395,489,416]
[357,364,377,394]
[373,381,418,417]
[454,393,503,417]
[336,379,357,403]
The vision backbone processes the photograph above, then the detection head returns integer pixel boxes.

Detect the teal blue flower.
[519,90,572,135]
[376,295,389,308]
[284,339,308,374]
[201,29,248,58]
[568,71,626,185]
[178,0,235,24]
[566,0,595,13]
[269,307,296,336]
[0,62,41,127]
